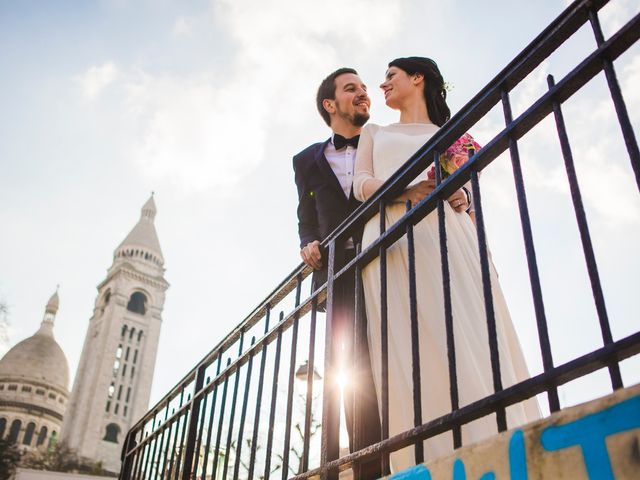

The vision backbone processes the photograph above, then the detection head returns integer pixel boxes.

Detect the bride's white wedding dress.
[353,122,540,471]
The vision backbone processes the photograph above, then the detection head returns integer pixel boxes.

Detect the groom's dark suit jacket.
[293,139,362,286]
[293,139,381,477]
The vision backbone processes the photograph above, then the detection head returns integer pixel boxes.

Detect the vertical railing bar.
[166,387,186,480]
[588,8,640,191]
[147,417,161,480]
[282,276,303,478]
[137,438,151,480]
[128,432,141,480]
[248,306,272,480]
[132,434,146,480]
[264,315,284,480]
[234,336,257,480]
[501,89,561,412]
[547,74,623,391]
[434,150,462,447]
[281,318,300,479]
[301,298,318,473]
[212,359,232,480]
[191,377,210,480]
[174,409,191,480]
[223,331,245,480]
[141,427,154,480]
[161,411,177,480]
[406,200,424,464]
[200,353,222,480]
[158,402,171,479]
[120,430,136,480]
[379,200,390,475]
[166,419,182,479]
[351,242,364,480]
[182,365,207,480]
[320,240,339,480]
[153,422,168,480]
[469,167,507,432]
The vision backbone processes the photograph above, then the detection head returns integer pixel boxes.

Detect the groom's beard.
[336,105,370,128]
[352,112,369,127]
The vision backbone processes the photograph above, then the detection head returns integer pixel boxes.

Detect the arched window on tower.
[103,290,111,306]
[126,292,147,315]
[23,422,36,445]
[103,423,120,443]
[0,417,6,438]
[36,426,48,446]
[8,419,21,443]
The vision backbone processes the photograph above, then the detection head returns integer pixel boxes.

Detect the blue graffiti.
[541,394,640,480]
[453,459,465,480]
[509,429,527,480]
[388,394,639,479]
[388,464,432,479]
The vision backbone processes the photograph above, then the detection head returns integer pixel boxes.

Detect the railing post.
[320,240,339,480]
[180,366,206,480]
[119,429,136,480]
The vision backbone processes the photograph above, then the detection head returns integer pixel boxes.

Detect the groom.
[293,68,381,477]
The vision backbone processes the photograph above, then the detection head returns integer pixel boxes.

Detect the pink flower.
[427,132,481,180]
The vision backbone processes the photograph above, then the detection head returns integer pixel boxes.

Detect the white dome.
[0,328,69,391]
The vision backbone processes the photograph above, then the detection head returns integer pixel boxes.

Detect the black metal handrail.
[119,0,640,478]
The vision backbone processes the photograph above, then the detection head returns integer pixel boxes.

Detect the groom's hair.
[316,67,358,127]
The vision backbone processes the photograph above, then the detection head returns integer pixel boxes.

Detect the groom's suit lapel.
[314,139,349,203]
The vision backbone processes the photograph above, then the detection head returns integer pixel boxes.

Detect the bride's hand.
[398,180,436,207]
[447,188,469,213]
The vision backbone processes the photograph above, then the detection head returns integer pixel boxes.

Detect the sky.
[1,0,639,417]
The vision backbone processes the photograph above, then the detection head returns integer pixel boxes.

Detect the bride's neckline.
[389,122,438,126]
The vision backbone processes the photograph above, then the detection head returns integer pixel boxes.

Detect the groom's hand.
[301,240,323,270]
[403,180,436,206]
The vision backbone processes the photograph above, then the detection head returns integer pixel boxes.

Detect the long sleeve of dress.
[354,123,384,202]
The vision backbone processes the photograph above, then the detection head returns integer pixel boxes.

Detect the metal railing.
[119,0,640,478]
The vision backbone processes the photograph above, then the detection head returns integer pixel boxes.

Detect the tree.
[19,442,116,477]
[0,439,21,480]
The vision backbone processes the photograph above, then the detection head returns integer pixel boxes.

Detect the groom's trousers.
[327,247,382,479]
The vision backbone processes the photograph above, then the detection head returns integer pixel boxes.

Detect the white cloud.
[172,16,193,37]
[74,61,119,100]
[121,71,267,192]
[599,0,638,34]
[472,50,640,228]
[74,0,404,193]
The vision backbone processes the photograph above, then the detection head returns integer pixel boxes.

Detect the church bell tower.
[60,195,169,472]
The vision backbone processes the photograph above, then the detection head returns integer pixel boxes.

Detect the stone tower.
[60,195,168,472]
[0,290,69,450]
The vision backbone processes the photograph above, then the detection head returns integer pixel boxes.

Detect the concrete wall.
[387,384,640,479]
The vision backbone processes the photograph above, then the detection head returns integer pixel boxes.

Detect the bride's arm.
[353,124,383,202]
[354,124,437,206]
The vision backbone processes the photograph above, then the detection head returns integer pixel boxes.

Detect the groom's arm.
[293,154,323,269]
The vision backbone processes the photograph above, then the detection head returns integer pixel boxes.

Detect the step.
[388,384,640,479]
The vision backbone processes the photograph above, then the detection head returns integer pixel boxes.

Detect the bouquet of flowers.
[427,132,482,180]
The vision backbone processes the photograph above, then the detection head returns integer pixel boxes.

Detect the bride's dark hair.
[388,57,450,127]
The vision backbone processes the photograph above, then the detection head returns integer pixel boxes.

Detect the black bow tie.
[333,134,360,150]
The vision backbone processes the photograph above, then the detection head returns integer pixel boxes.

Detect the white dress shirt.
[325,135,357,199]
[325,135,357,248]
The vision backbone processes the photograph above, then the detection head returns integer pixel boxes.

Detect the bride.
[353,57,539,470]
